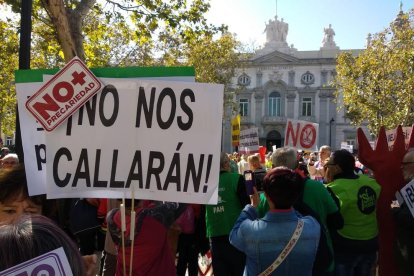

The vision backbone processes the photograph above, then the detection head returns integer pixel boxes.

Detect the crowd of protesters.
[0,143,413,276]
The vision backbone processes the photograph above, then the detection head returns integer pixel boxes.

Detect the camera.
[244,169,266,195]
[244,170,254,195]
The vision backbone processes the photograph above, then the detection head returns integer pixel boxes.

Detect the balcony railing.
[262,116,287,125]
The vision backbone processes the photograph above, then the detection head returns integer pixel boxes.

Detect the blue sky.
[206,0,414,51]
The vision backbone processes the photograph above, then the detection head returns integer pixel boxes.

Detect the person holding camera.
[257,147,343,275]
[230,167,321,275]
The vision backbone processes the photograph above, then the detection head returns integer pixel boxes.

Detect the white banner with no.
[284,119,319,151]
[16,77,223,204]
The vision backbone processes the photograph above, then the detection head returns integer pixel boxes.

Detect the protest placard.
[239,127,259,154]
[26,57,102,131]
[399,179,414,218]
[386,126,412,149]
[284,119,319,151]
[0,247,72,276]
[16,67,195,196]
[16,67,223,204]
[340,142,353,153]
[231,115,240,146]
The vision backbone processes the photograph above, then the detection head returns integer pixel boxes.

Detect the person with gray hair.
[257,146,343,275]
[205,152,250,276]
[271,147,298,170]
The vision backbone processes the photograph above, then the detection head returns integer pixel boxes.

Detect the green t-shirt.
[257,178,338,221]
[327,175,381,240]
[205,172,244,237]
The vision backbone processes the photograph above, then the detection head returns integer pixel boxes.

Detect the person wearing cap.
[326,149,381,276]
[229,167,320,275]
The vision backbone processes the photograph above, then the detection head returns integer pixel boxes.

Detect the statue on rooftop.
[264,16,288,43]
[322,24,336,48]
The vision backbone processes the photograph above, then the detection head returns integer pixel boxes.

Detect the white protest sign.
[399,179,414,218]
[386,126,412,149]
[17,74,223,204]
[16,67,193,196]
[284,119,319,151]
[0,247,73,276]
[340,142,353,153]
[26,57,102,131]
[238,127,259,154]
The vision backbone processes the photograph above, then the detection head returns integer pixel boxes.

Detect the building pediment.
[250,50,300,65]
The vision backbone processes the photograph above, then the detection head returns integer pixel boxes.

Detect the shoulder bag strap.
[258,219,304,276]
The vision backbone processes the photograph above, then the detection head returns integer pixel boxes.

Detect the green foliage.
[0,19,18,136]
[1,0,242,137]
[335,9,414,135]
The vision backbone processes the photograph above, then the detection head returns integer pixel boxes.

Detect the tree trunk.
[42,0,96,62]
[43,0,77,61]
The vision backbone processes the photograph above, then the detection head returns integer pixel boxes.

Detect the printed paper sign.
[399,179,414,218]
[284,119,319,151]
[239,127,259,154]
[340,142,353,153]
[17,75,223,204]
[0,247,73,276]
[231,115,240,146]
[26,57,102,131]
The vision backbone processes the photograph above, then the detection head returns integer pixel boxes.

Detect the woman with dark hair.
[0,215,86,275]
[229,167,320,275]
[0,164,56,224]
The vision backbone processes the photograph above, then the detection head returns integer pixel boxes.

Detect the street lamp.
[329,117,335,147]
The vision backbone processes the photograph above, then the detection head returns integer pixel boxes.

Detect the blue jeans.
[334,252,377,276]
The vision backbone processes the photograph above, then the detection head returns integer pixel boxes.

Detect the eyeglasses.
[401,161,414,166]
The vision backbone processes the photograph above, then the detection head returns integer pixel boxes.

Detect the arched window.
[268,92,281,116]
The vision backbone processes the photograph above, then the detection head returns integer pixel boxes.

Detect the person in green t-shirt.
[205,152,250,276]
[326,149,381,276]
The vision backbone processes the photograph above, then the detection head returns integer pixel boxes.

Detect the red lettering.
[285,121,300,146]
[300,124,317,148]
[71,70,86,86]
[53,81,74,102]
[32,94,59,120]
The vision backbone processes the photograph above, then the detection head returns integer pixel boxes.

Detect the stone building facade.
[222,16,370,153]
